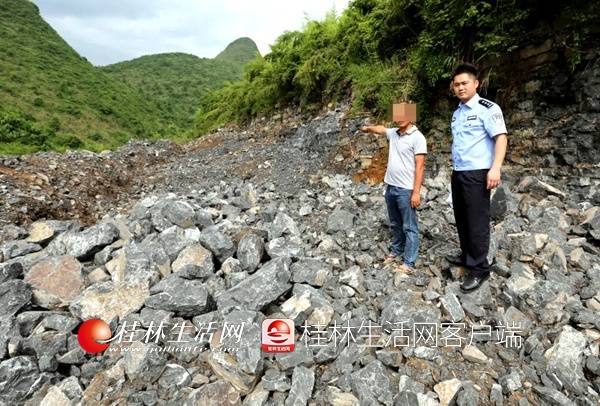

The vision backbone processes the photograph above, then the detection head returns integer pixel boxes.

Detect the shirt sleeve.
[484,105,507,138]
[414,132,427,154]
[385,128,394,141]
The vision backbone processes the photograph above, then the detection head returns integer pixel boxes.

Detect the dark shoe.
[460,272,490,292]
[445,254,465,266]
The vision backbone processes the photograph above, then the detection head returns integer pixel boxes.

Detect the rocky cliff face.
[0,56,599,405]
[503,48,600,168]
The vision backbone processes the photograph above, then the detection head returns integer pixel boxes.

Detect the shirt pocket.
[465,117,485,132]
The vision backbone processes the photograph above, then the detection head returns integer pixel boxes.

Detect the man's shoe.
[445,254,465,266]
[460,273,490,292]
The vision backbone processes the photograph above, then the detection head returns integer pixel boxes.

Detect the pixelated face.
[452,73,479,102]
[391,103,416,126]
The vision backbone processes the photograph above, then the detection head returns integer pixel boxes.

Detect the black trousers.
[451,169,491,276]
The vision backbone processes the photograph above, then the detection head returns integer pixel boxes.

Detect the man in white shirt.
[361,103,427,273]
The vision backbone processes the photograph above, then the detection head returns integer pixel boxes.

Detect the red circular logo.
[266,320,291,344]
[77,319,112,353]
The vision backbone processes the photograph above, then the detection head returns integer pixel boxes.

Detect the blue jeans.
[385,185,419,267]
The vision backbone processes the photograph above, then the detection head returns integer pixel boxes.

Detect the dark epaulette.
[478,98,494,109]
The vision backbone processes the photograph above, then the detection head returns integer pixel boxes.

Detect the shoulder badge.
[478,99,494,109]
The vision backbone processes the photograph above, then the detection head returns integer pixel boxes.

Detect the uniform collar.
[459,93,481,109]
[396,125,418,136]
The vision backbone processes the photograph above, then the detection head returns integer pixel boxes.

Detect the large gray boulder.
[236,233,264,273]
[123,341,168,384]
[285,366,315,406]
[216,257,292,313]
[350,360,393,405]
[0,261,23,284]
[290,258,332,287]
[47,223,119,260]
[0,279,32,317]
[158,225,200,262]
[266,237,304,259]
[199,226,236,263]
[0,240,41,260]
[380,291,441,333]
[172,243,215,279]
[545,325,589,395]
[0,356,50,403]
[219,310,263,375]
[158,364,192,399]
[161,200,196,229]
[271,212,300,239]
[145,274,212,317]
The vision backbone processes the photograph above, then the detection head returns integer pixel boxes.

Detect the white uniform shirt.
[451,93,507,171]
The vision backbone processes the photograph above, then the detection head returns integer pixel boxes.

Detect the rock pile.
[1,55,600,403]
[1,159,599,404]
[0,140,182,239]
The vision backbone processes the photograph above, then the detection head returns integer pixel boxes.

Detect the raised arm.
[360,125,388,136]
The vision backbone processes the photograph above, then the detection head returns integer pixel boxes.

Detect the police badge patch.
[492,113,503,123]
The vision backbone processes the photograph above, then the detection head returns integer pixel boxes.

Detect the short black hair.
[451,63,478,80]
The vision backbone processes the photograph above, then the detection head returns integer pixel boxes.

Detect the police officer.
[448,63,507,292]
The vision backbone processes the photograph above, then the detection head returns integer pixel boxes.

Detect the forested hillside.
[101,38,259,130]
[0,1,259,154]
[195,0,599,134]
[0,0,164,154]
[2,0,598,154]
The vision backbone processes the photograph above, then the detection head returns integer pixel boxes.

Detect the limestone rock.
[145,274,211,317]
[216,257,291,313]
[172,243,215,279]
[25,256,84,309]
[544,325,588,395]
[237,233,264,273]
[186,380,241,405]
[69,281,148,322]
[47,222,119,260]
[434,378,462,406]
[285,366,315,406]
[199,226,236,263]
[0,279,32,317]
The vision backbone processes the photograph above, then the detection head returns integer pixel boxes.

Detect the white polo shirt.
[384,125,427,190]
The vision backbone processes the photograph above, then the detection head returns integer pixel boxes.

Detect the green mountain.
[215,37,261,64]
[101,39,260,129]
[0,0,260,154]
[0,0,164,154]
